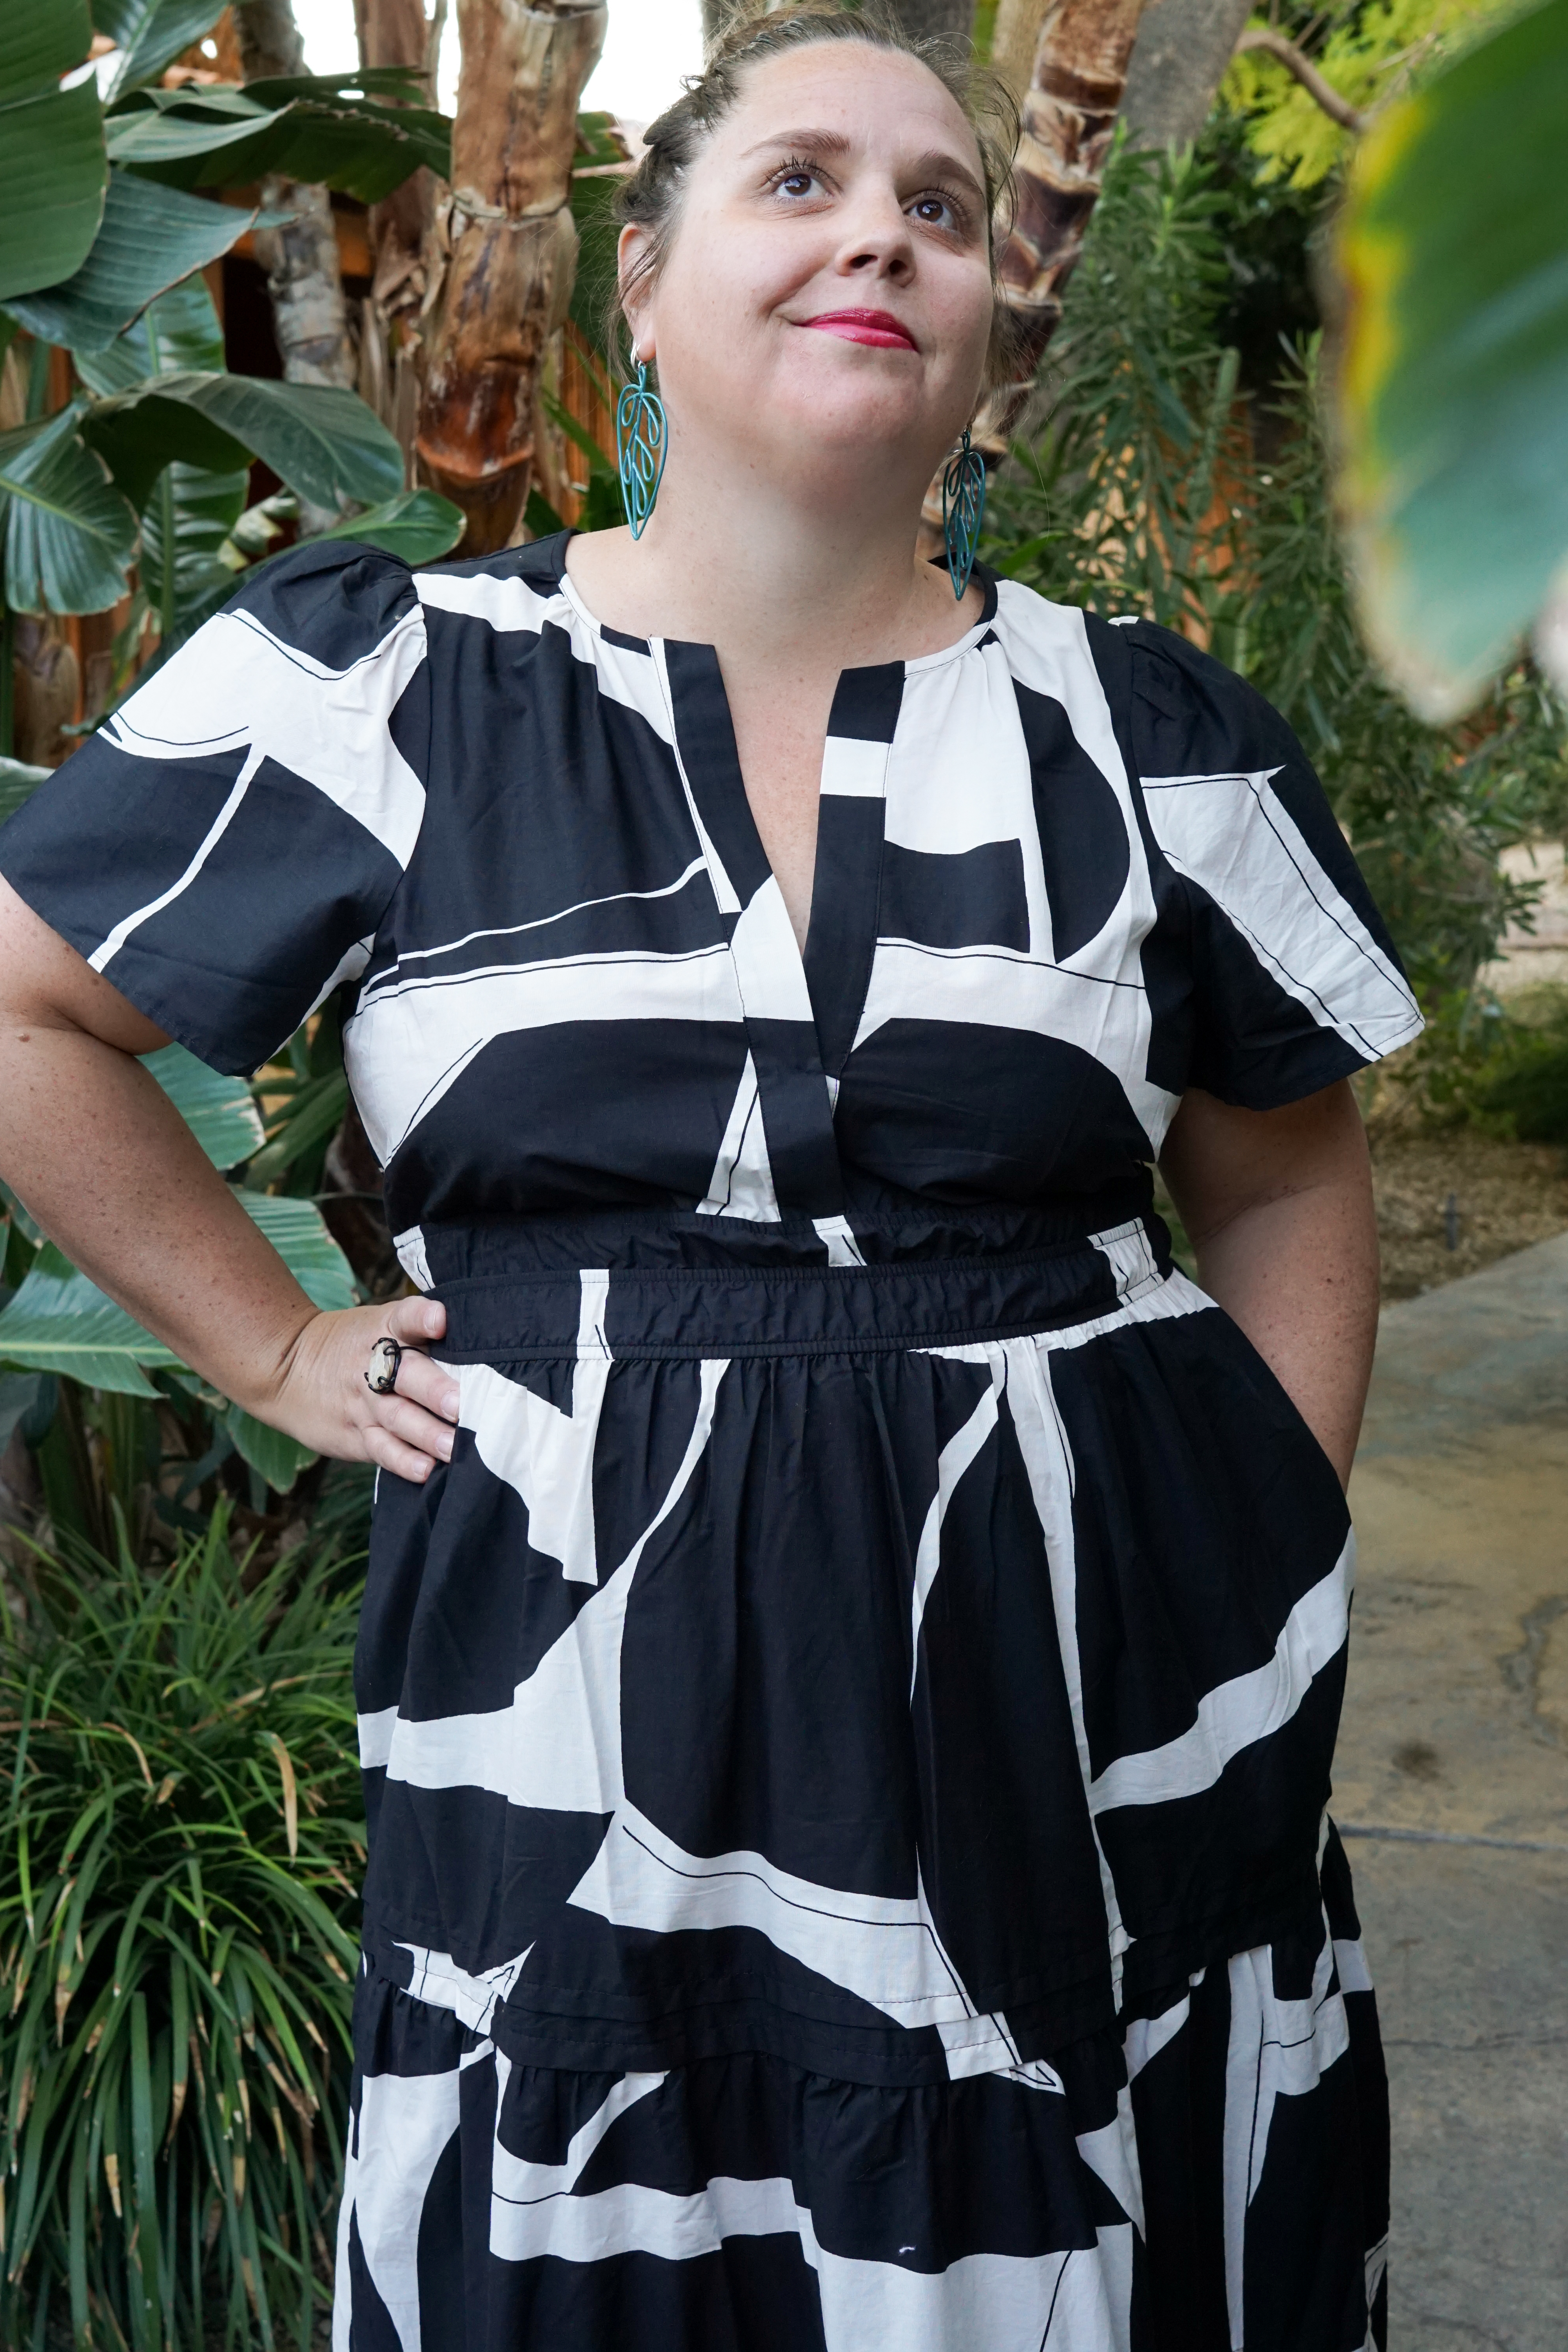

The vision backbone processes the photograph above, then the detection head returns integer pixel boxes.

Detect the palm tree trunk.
[886,0,976,38]
[989,0,1048,100]
[1118,0,1256,150]
[353,0,436,472]
[235,0,358,529]
[415,0,607,555]
[234,0,358,397]
[971,0,1147,462]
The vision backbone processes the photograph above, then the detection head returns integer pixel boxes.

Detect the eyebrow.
[739,124,987,207]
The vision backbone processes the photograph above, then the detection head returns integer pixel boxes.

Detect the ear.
[617,223,657,363]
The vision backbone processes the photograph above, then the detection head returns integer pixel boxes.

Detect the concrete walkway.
[1341,1234,1568,2350]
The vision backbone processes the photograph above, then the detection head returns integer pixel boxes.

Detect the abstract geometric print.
[0,534,1423,1263]
[0,533,1401,2351]
[335,1915,1383,2352]
[337,1240,1385,2352]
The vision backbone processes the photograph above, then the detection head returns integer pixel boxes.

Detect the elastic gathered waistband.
[431,1216,1175,1362]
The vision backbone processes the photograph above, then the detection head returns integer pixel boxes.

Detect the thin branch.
[1235,25,1368,134]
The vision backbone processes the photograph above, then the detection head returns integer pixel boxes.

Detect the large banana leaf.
[140,1043,263,1171]
[107,79,452,201]
[0,1246,178,1395]
[221,1400,317,1492]
[0,2,107,303]
[0,1032,350,1416]
[0,403,139,615]
[140,459,249,641]
[4,169,257,356]
[85,372,405,515]
[0,1195,354,1399]
[312,488,466,563]
[1335,0,1568,719]
[0,757,49,823]
[72,269,224,394]
[236,486,466,570]
[92,0,227,103]
[72,279,245,644]
[241,66,435,107]
[240,1194,356,1312]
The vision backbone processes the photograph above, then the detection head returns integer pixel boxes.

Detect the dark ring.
[365,1336,402,1396]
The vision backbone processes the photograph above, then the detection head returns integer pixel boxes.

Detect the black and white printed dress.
[0,534,1420,2352]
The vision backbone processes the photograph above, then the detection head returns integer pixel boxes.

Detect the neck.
[565,424,977,672]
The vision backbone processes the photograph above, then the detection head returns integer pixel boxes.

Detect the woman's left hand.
[250,1293,461,1482]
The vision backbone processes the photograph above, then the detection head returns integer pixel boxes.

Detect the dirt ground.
[1370,1124,1568,1300]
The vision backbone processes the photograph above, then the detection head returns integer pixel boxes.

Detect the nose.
[832,183,915,284]
[844,241,913,284]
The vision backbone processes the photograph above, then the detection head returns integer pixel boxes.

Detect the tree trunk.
[989,0,1048,101]
[983,0,1146,452]
[885,0,975,40]
[415,1,606,555]
[920,0,1146,548]
[10,618,79,769]
[354,0,436,472]
[235,0,358,524]
[1119,0,1254,150]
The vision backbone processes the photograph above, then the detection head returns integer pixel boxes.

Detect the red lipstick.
[799,309,918,352]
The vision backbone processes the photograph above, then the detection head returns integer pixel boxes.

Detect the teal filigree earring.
[942,426,987,599]
[616,359,667,539]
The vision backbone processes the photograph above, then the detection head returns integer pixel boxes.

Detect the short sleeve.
[1124,622,1423,1110]
[0,539,430,1075]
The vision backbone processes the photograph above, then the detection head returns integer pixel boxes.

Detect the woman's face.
[623,41,996,495]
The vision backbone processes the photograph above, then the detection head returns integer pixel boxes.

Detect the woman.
[0,6,1415,2345]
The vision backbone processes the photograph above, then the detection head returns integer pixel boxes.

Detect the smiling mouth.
[799,309,919,352]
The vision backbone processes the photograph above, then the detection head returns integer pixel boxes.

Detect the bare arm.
[0,876,456,1481]
[1158,1079,1379,1488]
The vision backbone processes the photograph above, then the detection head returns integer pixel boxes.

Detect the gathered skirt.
[334,1208,1389,2351]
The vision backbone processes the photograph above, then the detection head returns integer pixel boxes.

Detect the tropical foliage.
[1221,0,1520,187]
[0,1514,361,2349]
[0,0,465,689]
[1332,0,1568,721]
[0,0,457,1566]
[983,133,1568,1048]
[0,1034,373,1558]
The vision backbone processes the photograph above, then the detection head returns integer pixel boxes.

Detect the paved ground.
[1340,1234,1568,2350]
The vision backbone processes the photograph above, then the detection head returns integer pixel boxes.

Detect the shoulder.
[1113,617,1298,776]
[395,532,574,634]
[984,573,1098,661]
[222,536,425,671]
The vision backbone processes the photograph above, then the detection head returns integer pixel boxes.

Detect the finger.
[387,1293,446,1347]
[363,1421,444,1483]
[370,1394,457,1463]
[388,1345,460,1423]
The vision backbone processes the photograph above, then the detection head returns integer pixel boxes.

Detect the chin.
[746,372,938,470]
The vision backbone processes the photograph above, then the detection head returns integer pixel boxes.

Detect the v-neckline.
[554,546,998,1074]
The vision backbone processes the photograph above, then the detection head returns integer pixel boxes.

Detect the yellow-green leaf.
[1334,0,1568,717]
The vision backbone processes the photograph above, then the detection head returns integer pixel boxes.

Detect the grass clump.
[0,1511,362,2350]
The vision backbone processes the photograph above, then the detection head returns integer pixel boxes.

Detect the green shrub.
[0,1514,362,2350]
[1481,1038,1568,1140]
[1474,986,1568,1140]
